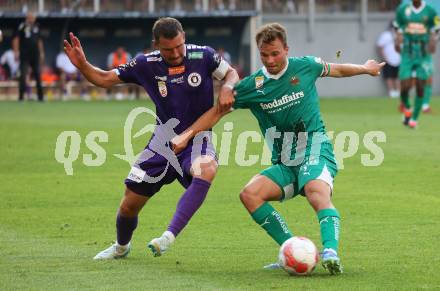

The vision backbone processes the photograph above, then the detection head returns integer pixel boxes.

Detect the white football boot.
[321,248,343,275]
[147,231,175,257]
[93,242,131,260]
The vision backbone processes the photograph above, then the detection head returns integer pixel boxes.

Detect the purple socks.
[167,178,211,236]
[115,178,210,244]
[116,213,138,245]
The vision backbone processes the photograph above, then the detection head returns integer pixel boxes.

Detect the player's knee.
[239,186,259,205]
[202,163,218,182]
[119,203,139,217]
[304,183,332,211]
[191,156,218,182]
[119,190,143,217]
[401,80,411,91]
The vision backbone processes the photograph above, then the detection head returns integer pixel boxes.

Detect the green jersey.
[233,56,331,165]
[395,2,439,58]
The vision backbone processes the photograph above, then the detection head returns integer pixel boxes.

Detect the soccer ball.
[278,236,319,275]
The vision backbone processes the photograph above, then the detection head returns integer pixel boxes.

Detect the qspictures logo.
[54,107,387,181]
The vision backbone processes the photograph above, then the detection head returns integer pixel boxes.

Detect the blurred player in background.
[394,0,439,128]
[13,12,45,102]
[171,23,384,275]
[377,21,401,98]
[63,17,239,259]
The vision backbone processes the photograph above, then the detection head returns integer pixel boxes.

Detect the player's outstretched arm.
[64,32,121,88]
[328,60,385,78]
[171,105,230,154]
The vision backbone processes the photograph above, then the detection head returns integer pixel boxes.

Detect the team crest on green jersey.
[290,76,300,85]
[255,76,264,89]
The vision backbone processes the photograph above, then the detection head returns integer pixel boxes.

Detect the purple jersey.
[114,45,229,135]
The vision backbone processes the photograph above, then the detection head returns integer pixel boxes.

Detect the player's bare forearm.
[328,63,368,77]
[329,60,385,78]
[172,105,229,153]
[78,63,120,88]
[183,105,227,139]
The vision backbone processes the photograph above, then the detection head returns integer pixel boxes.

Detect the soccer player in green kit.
[394,0,439,128]
[171,23,384,275]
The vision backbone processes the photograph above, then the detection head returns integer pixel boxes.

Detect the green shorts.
[260,143,338,201]
[399,54,433,81]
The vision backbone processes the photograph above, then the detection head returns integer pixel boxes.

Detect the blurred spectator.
[286,0,296,13]
[107,46,132,100]
[41,64,58,85]
[263,0,283,13]
[194,0,202,11]
[214,0,236,11]
[13,12,44,102]
[56,51,89,100]
[173,0,182,12]
[377,0,401,12]
[0,65,7,81]
[124,0,134,11]
[376,22,401,98]
[107,46,131,70]
[1,48,20,79]
[60,0,88,13]
[60,0,71,13]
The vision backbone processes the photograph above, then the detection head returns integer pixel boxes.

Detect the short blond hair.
[255,23,287,48]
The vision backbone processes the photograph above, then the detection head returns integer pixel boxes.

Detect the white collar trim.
[262,58,289,80]
[411,1,426,14]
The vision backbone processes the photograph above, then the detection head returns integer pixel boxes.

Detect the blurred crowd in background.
[1,0,402,14]
[0,0,405,101]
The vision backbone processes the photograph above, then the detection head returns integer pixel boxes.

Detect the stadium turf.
[0,98,439,290]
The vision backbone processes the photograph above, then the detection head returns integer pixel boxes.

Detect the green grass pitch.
[1,98,439,290]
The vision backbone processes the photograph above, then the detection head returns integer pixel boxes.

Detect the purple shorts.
[125,136,216,197]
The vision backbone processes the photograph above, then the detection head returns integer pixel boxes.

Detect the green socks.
[423,84,432,106]
[412,96,424,121]
[317,208,341,252]
[251,202,293,245]
[251,204,341,251]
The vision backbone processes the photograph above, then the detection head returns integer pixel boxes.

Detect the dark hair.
[152,17,184,42]
[255,23,287,48]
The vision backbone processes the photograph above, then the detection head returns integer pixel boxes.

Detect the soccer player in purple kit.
[63,17,239,259]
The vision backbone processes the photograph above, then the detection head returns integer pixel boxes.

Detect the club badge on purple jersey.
[188,72,202,87]
[158,81,167,97]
